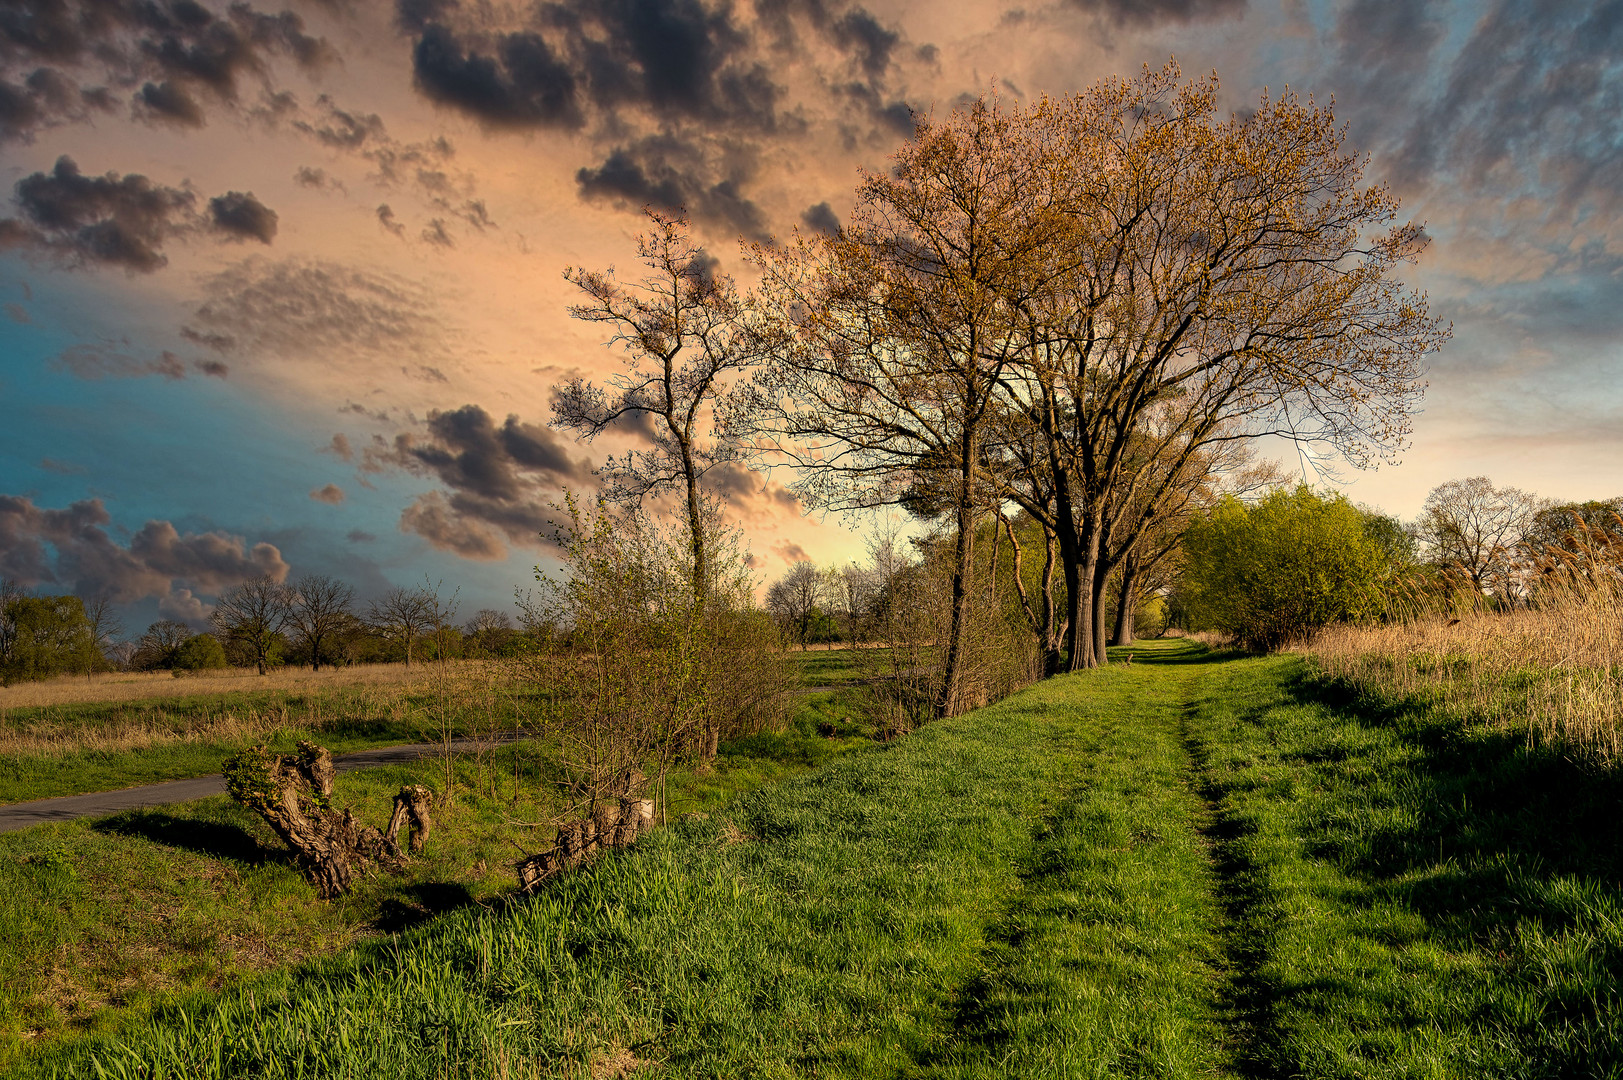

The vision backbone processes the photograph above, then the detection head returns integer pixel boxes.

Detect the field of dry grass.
[1306,564,1623,761]
[0,662,438,712]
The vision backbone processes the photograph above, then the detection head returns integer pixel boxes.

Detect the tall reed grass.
[1307,521,1623,762]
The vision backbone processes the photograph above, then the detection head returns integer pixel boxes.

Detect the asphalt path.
[0,737,515,834]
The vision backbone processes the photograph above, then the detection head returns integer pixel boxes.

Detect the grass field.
[10,640,1623,1077]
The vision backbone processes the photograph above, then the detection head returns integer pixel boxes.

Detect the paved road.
[0,737,516,834]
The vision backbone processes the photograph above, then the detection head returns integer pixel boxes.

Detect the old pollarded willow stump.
[516,770,655,894]
[222,740,434,898]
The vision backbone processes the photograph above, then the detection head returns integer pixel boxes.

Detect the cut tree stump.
[222,741,434,898]
[517,770,655,894]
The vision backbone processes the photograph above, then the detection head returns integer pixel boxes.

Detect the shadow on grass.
[93,808,282,866]
[1279,670,1623,1068]
[372,881,478,934]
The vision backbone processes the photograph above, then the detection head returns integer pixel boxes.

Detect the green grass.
[0,721,868,1069]
[11,641,1623,1077]
[1186,655,1623,1078]
[1,650,863,805]
[15,640,1222,1079]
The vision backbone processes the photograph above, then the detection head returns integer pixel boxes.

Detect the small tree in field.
[213,576,291,674]
[286,574,355,671]
[1181,486,1385,651]
[367,586,435,667]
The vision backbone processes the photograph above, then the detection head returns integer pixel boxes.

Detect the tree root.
[222,741,434,898]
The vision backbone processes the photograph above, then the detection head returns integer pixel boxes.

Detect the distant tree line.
[0,572,537,685]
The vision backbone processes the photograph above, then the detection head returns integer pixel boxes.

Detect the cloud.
[0,494,289,603]
[410,23,584,130]
[38,458,85,475]
[51,342,187,380]
[4,301,29,323]
[208,191,278,243]
[193,357,228,377]
[0,156,280,271]
[576,137,766,236]
[398,490,506,560]
[420,217,453,247]
[310,483,345,503]
[0,67,115,142]
[1064,0,1246,25]
[345,529,377,543]
[376,203,405,236]
[183,256,450,368]
[323,433,354,460]
[368,403,591,559]
[800,201,840,234]
[292,165,343,192]
[397,0,919,229]
[0,0,333,141]
[157,586,212,626]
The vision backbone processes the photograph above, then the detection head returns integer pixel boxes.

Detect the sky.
[1,0,1620,630]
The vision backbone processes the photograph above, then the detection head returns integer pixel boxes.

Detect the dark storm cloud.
[184,256,448,365]
[1333,0,1623,220]
[410,22,583,129]
[398,0,917,230]
[209,190,278,243]
[0,0,333,140]
[0,156,280,271]
[368,404,590,559]
[1064,0,1246,25]
[0,65,113,141]
[0,156,195,271]
[576,140,766,237]
[800,201,839,234]
[135,78,205,125]
[0,494,289,602]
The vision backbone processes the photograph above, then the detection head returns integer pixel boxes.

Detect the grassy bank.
[16,640,1222,1078]
[1186,655,1623,1077]
[13,642,1623,1077]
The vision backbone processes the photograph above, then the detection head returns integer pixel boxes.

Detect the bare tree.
[1418,477,1549,600]
[367,586,435,667]
[132,619,193,670]
[82,596,122,673]
[767,561,823,648]
[552,209,772,602]
[286,574,355,671]
[212,576,291,674]
[749,97,1057,715]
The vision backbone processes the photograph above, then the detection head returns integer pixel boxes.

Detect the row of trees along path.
[557,63,1445,719]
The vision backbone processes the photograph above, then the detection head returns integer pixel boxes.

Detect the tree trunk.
[1112,557,1138,647]
[1091,555,1112,666]
[516,772,656,893]
[937,429,978,719]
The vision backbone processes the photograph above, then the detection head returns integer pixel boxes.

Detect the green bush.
[174,632,229,671]
[1181,485,1384,651]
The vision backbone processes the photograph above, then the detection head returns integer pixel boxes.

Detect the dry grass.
[1306,551,1623,762]
[0,662,434,712]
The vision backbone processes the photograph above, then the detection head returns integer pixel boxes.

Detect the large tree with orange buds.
[749,62,1448,692]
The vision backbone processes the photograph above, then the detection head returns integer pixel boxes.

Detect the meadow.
[8,639,1620,1077]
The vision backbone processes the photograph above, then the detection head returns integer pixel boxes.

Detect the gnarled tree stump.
[222,741,434,898]
[517,770,655,894]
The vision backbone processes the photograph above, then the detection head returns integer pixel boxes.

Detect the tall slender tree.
[552,209,771,602]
